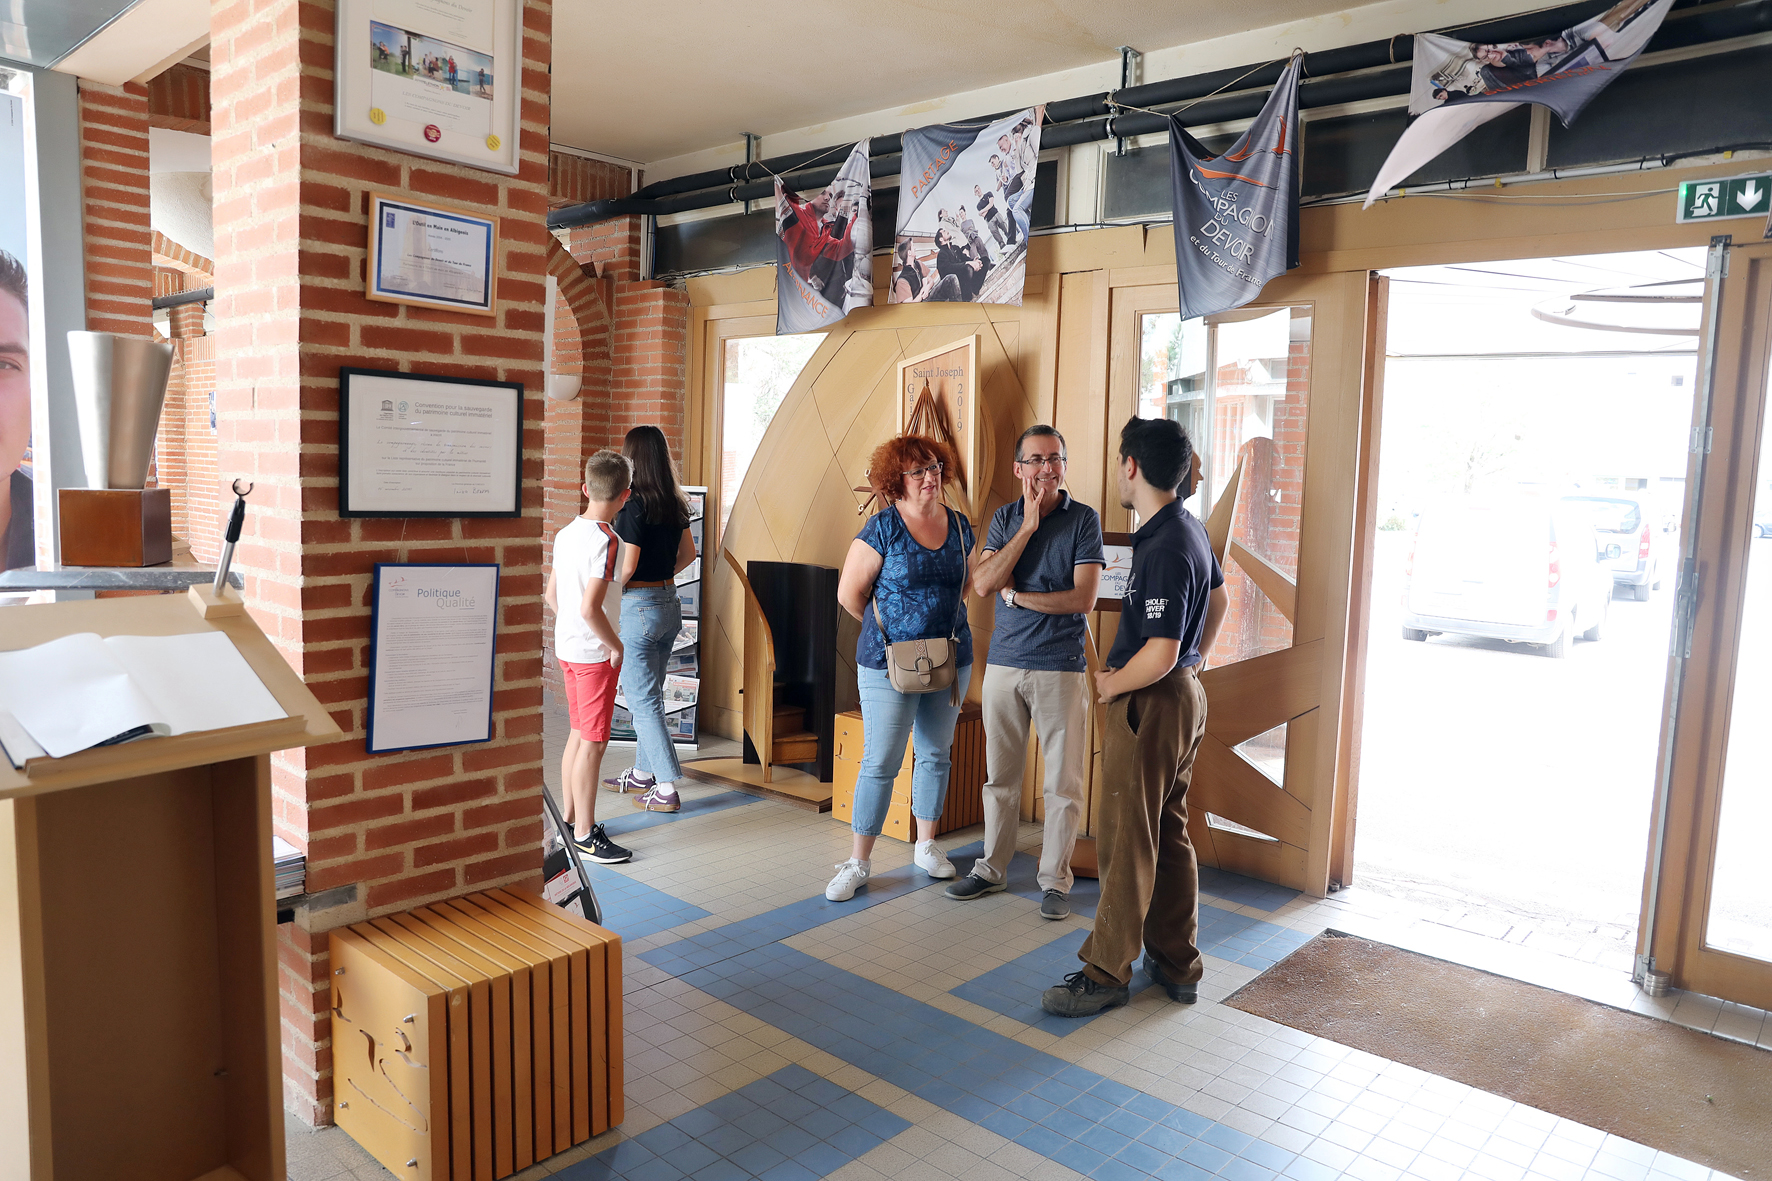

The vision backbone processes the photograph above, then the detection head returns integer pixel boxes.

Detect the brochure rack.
[0,585,341,1181]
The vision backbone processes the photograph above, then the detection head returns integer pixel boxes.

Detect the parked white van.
[1401,496,1613,659]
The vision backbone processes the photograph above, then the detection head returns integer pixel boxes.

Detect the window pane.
[720,334,824,537]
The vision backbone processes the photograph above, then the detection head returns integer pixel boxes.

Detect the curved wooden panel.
[1199,638,1323,746]
[722,550,776,782]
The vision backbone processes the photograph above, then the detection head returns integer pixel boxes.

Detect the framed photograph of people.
[366,193,499,315]
[335,0,522,175]
[338,367,523,518]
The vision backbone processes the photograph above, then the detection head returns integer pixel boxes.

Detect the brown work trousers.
[1078,662,1208,988]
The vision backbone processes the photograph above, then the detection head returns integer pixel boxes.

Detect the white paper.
[0,631,285,760]
[1100,545,1134,602]
[346,373,518,515]
[369,565,499,752]
[106,632,286,738]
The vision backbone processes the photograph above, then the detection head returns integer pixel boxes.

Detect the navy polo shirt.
[1105,500,1224,671]
[984,491,1105,672]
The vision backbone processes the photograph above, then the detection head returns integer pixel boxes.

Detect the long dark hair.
[622,425,691,528]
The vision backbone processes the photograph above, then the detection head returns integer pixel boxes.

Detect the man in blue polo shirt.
[946,425,1103,919]
[1042,417,1227,1018]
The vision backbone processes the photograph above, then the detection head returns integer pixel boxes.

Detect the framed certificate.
[335,0,522,175]
[367,193,499,315]
[339,367,523,517]
[367,563,500,754]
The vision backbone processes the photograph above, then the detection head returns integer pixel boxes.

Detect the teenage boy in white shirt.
[544,449,635,864]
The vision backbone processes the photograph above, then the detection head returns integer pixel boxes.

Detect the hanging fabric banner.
[1169,56,1301,321]
[774,139,874,335]
[1365,0,1674,208]
[890,107,1043,307]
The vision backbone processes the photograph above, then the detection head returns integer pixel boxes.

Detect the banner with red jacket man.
[774,140,874,335]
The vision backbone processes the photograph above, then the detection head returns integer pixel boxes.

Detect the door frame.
[1640,237,1772,1009]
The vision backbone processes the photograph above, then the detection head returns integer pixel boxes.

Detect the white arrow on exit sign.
[1738,180,1766,212]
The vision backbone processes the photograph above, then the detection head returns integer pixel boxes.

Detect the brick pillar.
[210,0,553,1125]
[77,81,154,336]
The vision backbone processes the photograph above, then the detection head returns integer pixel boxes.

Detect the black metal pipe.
[152,286,213,310]
[547,0,1759,230]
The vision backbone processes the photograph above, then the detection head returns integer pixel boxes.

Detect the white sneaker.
[914,840,957,879]
[825,859,871,901]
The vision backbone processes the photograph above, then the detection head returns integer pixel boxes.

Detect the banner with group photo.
[774,140,874,335]
[1364,0,1675,207]
[891,107,1043,307]
[1169,55,1301,321]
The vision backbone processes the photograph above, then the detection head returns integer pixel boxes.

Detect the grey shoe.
[944,872,1008,900]
[1039,890,1070,920]
[1142,955,1199,1003]
[1041,969,1129,1018]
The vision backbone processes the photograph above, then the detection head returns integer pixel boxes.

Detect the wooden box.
[330,887,624,1181]
[0,586,342,1181]
[831,705,985,841]
[57,487,173,567]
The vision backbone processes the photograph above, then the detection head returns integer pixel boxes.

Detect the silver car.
[1562,495,1662,600]
[1401,497,1613,659]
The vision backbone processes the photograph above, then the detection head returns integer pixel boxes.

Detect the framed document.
[339,367,522,518]
[897,335,988,521]
[367,193,498,315]
[367,564,500,754]
[334,0,522,175]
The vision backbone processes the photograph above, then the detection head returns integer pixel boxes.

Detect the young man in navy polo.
[947,425,1103,919]
[1042,417,1227,1017]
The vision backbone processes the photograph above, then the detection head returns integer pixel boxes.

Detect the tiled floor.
[288,710,1771,1181]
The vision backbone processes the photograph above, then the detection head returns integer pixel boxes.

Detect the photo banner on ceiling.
[1364,0,1675,207]
[891,107,1044,308]
[1169,56,1301,321]
[774,140,874,336]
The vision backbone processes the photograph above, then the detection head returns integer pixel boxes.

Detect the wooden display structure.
[0,585,341,1181]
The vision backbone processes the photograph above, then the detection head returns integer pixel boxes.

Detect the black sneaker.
[1041,970,1129,1018]
[574,824,632,864]
[944,872,1008,900]
[1039,890,1070,920]
[1142,955,1198,1003]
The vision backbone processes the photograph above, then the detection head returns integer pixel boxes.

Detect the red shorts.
[561,659,620,741]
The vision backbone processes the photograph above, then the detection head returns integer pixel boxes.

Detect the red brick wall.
[548,150,635,208]
[78,81,154,337]
[148,61,211,134]
[209,0,554,1125]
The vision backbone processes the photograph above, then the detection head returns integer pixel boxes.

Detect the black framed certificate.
[339,367,522,517]
[367,563,500,753]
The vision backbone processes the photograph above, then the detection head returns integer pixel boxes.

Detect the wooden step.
[771,730,819,763]
[771,704,806,733]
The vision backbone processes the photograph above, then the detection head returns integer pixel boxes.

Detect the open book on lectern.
[0,630,287,765]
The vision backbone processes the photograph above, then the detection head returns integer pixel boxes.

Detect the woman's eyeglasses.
[902,461,945,481]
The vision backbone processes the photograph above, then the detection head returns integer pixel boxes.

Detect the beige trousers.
[972,664,1088,893]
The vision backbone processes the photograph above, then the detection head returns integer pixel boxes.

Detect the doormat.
[1224,932,1772,1179]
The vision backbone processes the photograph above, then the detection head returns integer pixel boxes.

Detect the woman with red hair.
[827,434,976,901]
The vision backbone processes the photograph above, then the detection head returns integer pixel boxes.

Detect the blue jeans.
[619,586,683,783]
[852,664,973,837]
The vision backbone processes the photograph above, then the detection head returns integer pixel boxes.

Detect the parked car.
[1401,496,1613,658]
[1562,494,1662,600]
[1754,503,1772,538]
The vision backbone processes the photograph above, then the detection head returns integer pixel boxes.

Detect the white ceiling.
[550,0,1374,165]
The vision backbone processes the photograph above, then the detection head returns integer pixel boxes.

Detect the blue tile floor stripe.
[559,1064,910,1181]
[1197,864,1302,912]
[579,862,712,942]
[598,789,758,838]
[649,939,1292,1181]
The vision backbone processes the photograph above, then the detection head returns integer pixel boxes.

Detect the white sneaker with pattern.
[914,840,957,879]
[825,858,871,901]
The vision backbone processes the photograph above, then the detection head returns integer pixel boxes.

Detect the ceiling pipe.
[152,286,214,310]
[548,0,1765,230]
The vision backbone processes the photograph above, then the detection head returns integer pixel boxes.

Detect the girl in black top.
[607,426,698,810]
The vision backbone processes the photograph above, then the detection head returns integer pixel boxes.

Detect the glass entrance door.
[1642,239,1772,1011]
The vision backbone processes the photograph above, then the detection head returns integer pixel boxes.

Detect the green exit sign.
[1678,175,1772,223]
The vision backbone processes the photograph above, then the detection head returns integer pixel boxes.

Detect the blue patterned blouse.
[856,505,974,672]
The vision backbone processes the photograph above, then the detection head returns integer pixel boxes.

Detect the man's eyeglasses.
[1015,454,1067,469]
[903,461,945,481]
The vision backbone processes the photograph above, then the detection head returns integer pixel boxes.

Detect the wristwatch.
[1006,590,1018,608]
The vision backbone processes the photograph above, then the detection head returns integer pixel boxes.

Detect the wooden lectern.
[0,586,342,1181]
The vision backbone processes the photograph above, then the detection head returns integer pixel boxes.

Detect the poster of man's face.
[1,250,33,570]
